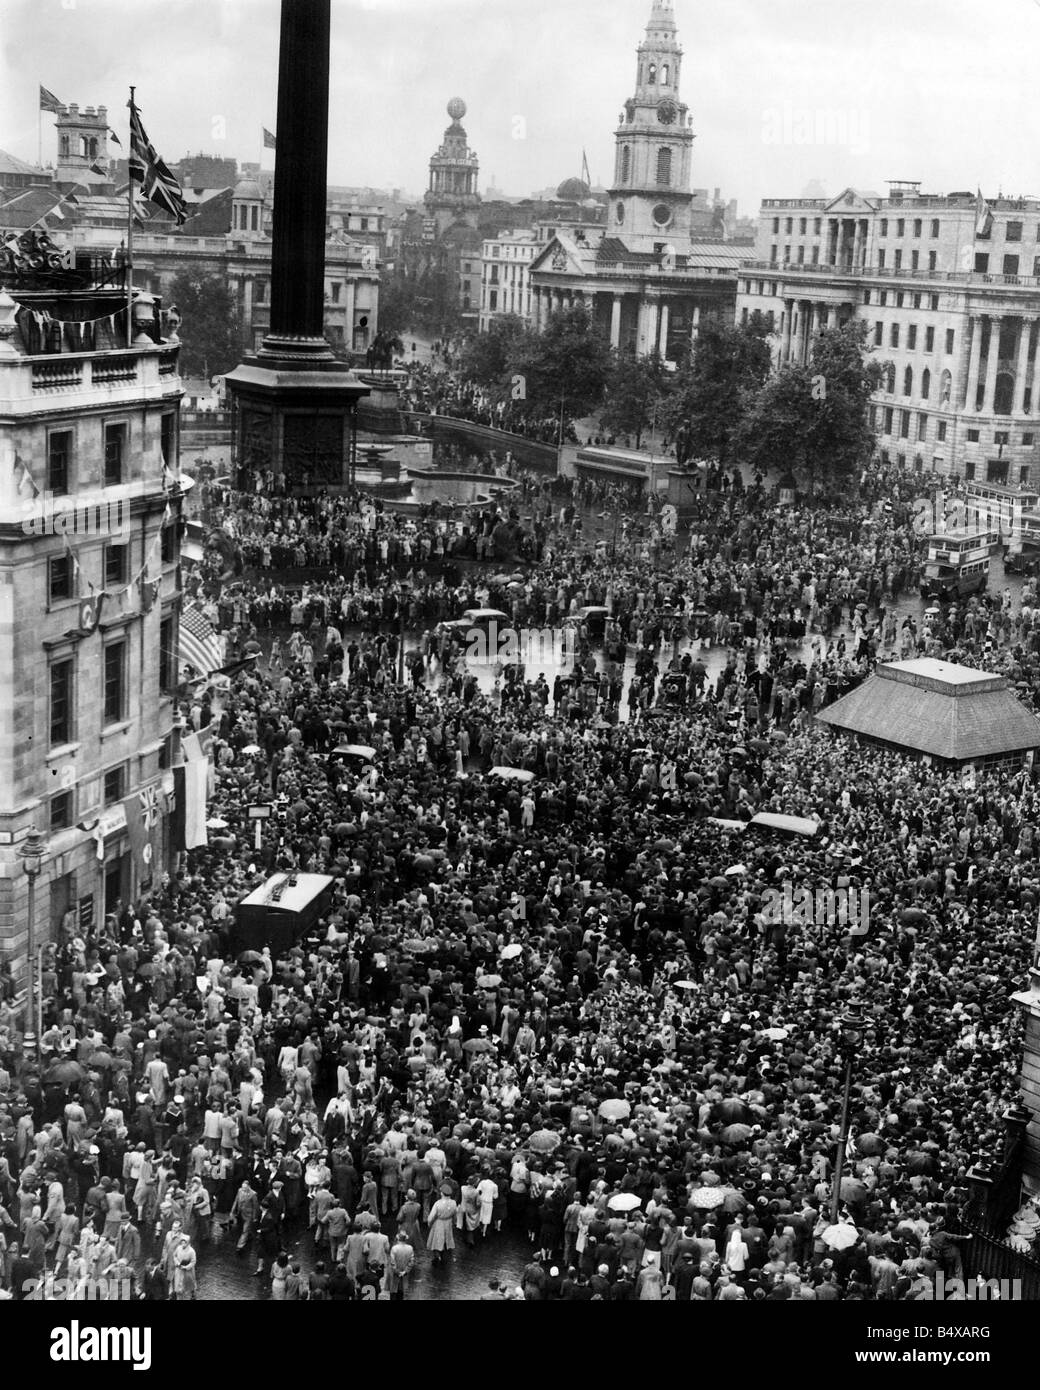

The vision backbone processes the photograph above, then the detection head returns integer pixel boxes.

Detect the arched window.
[88,137,98,159]
[921,368,931,400]
[60,135,69,159]
[656,147,672,186]
[903,366,913,397]
[251,206,259,231]
[885,363,896,393]
[661,63,669,85]
[940,369,952,404]
[648,62,657,83]
[621,146,631,183]
[80,136,90,157]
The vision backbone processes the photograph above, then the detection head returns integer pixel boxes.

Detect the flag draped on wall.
[178,606,223,678]
[128,96,188,225]
[123,785,160,881]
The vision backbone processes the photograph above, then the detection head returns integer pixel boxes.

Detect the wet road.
[192,1212,532,1301]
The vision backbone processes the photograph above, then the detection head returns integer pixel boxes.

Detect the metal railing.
[741,259,1040,290]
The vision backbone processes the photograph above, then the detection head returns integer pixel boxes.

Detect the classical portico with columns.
[528,0,739,360]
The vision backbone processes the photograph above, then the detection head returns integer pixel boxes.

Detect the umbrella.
[689,1187,729,1210]
[489,766,535,783]
[598,1099,631,1120]
[856,1133,885,1156]
[720,1122,753,1143]
[725,863,748,876]
[822,1222,860,1251]
[672,980,697,990]
[528,1128,561,1152]
[500,943,523,960]
[607,1192,642,1213]
[709,875,729,889]
[240,744,261,756]
[462,1038,495,1054]
[476,973,502,988]
[206,817,229,830]
[840,1176,867,1203]
[901,907,927,923]
[44,1058,83,1086]
[402,938,434,953]
[714,1098,748,1122]
[762,1027,789,1041]
[238,950,264,965]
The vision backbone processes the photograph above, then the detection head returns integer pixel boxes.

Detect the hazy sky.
[2,0,1039,214]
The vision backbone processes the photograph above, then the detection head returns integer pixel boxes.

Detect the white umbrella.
[500,943,523,961]
[762,1027,789,1041]
[672,980,697,990]
[822,1222,860,1251]
[689,1187,729,1210]
[607,1192,642,1213]
[725,863,748,876]
[598,1099,631,1120]
[206,817,229,830]
[241,744,261,756]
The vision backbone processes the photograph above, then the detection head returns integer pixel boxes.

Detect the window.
[105,544,128,588]
[967,428,980,442]
[104,642,127,725]
[104,765,126,806]
[874,321,883,346]
[894,250,903,270]
[814,218,822,235]
[937,420,947,442]
[250,206,259,231]
[878,250,886,269]
[911,251,919,270]
[797,218,806,235]
[928,251,937,271]
[863,289,871,305]
[890,324,900,348]
[918,414,928,441]
[772,217,780,235]
[783,245,791,263]
[811,246,819,265]
[785,218,793,234]
[1003,255,1020,276]
[913,219,922,237]
[880,220,888,237]
[797,246,805,264]
[975,253,989,273]
[161,520,175,565]
[50,659,74,746]
[884,407,894,434]
[931,219,940,238]
[50,792,73,834]
[49,556,73,604]
[489,290,498,310]
[1007,221,1023,242]
[879,291,888,306]
[922,368,931,399]
[1034,257,1040,278]
[897,292,905,307]
[903,366,913,396]
[656,148,672,185]
[908,325,917,350]
[620,147,631,182]
[886,363,896,393]
[48,431,72,495]
[160,412,176,471]
[104,422,126,486]
[160,616,175,694]
[331,282,341,303]
[1025,433,1035,446]
[931,295,939,310]
[769,244,778,265]
[897,219,905,236]
[965,460,976,480]
[925,326,935,352]
[912,293,921,308]
[900,410,910,438]
[946,329,955,354]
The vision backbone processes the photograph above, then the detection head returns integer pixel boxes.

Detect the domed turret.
[556,177,592,202]
[446,97,467,122]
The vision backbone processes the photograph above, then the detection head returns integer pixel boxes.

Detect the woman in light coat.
[426,1192,457,1267]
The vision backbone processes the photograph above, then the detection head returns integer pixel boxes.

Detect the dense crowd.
[2,448,1040,1302]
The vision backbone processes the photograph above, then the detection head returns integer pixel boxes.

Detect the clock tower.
[608,0,695,252]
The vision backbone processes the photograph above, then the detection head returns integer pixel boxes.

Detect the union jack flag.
[128,96,188,225]
[139,784,161,830]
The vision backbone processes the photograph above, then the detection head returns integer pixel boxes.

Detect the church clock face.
[615,201,625,225]
[652,203,673,227]
[657,99,678,125]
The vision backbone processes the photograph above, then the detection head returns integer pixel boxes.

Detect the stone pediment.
[825,188,880,214]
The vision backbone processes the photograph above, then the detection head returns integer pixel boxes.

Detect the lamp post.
[829,1001,867,1223]
[18,827,47,1063]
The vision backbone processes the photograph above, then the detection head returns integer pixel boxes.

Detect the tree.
[661,311,773,467]
[457,315,529,399]
[509,303,611,424]
[735,320,885,489]
[165,268,244,379]
[600,351,672,448]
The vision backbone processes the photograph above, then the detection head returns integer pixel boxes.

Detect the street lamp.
[829,1001,867,1223]
[18,827,47,1064]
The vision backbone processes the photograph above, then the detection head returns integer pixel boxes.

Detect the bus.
[920,528,998,599]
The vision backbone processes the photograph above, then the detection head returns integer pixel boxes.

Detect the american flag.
[178,606,223,678]
[128,97,188,225]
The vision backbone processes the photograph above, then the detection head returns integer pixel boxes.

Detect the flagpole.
[126,86,135,348]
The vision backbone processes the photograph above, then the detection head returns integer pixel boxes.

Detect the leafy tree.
[661,311,773,467]
[599,351,672,448]
[509,303,611,423]
[457,315,529,398]
[165,268,244,378]
[735,320,884,489]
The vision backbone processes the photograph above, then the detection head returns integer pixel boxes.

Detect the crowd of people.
[2,435,1040,1302]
